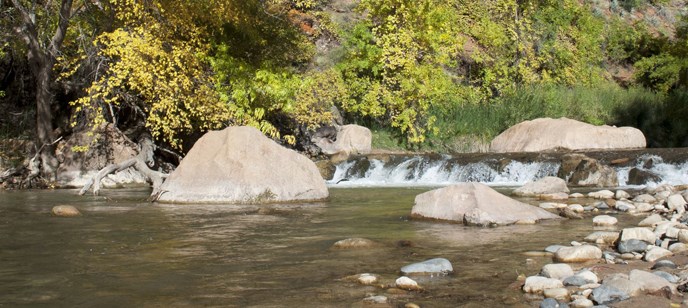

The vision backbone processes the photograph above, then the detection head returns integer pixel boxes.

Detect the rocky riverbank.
[519,184,688,307]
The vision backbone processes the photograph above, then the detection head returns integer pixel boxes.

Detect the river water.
[0,186,643,307]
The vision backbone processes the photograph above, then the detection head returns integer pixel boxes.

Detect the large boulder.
[411,182,560,226]
[489,117,646,153]
[157,126,328,203]
[313,124,372,161]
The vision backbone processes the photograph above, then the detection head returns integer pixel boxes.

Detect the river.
[0,186,643,307]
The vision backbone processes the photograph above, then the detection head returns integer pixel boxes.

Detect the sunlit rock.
[553,245,602,263]
[157,126,328,203]
[489,117,645,153]
[400,258,453,275]
[512,176,570,197]
[331,238,378,249]
[412,183,560,226]
[593,215,618,226]
[51,205,81,217]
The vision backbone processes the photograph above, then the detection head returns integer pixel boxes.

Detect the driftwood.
[79,137,168,199]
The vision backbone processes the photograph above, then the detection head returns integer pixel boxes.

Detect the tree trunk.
[10,0,75,182]
[35,58,59,181]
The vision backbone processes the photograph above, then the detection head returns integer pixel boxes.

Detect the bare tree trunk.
[79,136,168,200]
[10,0,75,181]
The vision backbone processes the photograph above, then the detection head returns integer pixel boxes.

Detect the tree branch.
[10,0,41,55]
[79,135,168,198]
[49,0,74,58]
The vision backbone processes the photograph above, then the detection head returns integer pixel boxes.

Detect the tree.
[8,0,81,180]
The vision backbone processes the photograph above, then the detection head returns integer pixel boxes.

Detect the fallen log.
[79,136,167,199]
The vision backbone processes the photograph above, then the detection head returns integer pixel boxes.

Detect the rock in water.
[401,258,453,275]
[512,176,570,197]
[51,205,81,217]
[412,183,560,226]
[489,117,645,152]
[591,285,630,305]
[553,245,602,263]
[157,126,328,203]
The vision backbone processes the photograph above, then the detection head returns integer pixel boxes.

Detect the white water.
[330,154,688,188]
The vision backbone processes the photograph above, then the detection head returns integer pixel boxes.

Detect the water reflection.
[0,187,643,307]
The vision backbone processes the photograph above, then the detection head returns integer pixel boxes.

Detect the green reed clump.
[427,83,666,152]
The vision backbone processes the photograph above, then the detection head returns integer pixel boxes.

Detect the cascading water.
[329,152,688,187]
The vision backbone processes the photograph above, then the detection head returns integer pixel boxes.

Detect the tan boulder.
[313,124,372,160]
[157,126,328,203]
[411,183,560,226]
[489,117,646,153]
[512,176,570,197]
[51,205,81,217]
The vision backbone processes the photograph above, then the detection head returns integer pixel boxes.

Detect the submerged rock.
[395,276,422,291]
[331,238,377,249]
[593,215,618,226]
[411,182,560,226]
[157,126,328,203]
[51,205,81,217]
[400,258,453,275]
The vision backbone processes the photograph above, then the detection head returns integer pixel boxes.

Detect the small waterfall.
[329,155,559,187]
[329,152,688,187]
[616,154,688,187]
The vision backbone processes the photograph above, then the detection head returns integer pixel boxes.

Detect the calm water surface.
[0,187,639,307]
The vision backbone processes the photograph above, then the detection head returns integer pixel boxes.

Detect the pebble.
[652,260,677,270]
[395,276,421,291]
[569,193,585,198]
[357,273,378,285]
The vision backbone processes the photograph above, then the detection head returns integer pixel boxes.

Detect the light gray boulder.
[489,117,646,153]
[157,126,328,203]
[593,215,618,226]
[412,183,560,226]
[553,245,602,263]
[523,276,564,294]
[541,263,574,280]
[629,269,676,294]
[591,284,630,305]
[313,124,372,159]
[619,227,655,243]
[400,258,453,275]
[513,176,570,197]
[644,246,672,262]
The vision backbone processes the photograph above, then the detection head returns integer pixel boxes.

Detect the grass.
[421,83,676,152]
